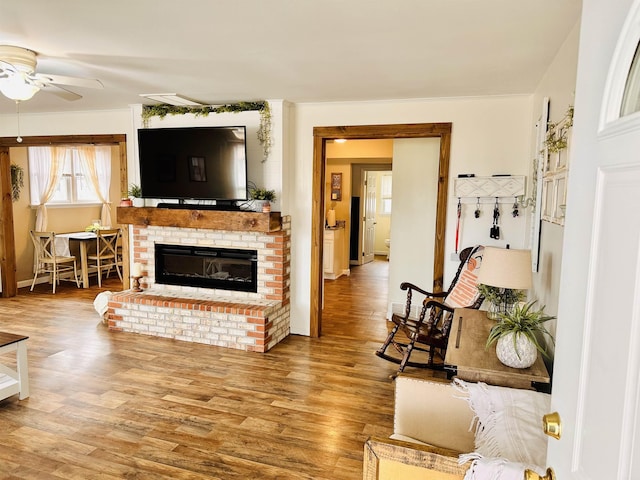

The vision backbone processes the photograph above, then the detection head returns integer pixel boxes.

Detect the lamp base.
[487,301,513,321]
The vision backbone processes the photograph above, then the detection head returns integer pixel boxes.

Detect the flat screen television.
[137,126,248,203]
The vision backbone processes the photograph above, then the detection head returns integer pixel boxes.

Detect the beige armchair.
[364,377,472,479]
[363,376,551,479]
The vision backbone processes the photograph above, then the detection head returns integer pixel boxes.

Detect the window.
[28,146,109,205]
[621,42,640,116]
[380,173,393,214]
[49,152,99,203]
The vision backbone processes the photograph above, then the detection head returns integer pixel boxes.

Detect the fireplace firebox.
[155,244,258,292]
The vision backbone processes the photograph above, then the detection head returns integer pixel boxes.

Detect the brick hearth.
[108,210,291,352]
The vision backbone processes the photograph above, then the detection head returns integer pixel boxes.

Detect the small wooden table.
[445,308,550,390]
[56,231,97,288]
[0,332,29,401]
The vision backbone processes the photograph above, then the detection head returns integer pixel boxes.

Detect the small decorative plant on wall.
[10,164,24,202]
[141,101,273,163]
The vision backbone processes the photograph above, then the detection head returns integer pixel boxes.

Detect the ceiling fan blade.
[41,83,83,101]
[34,73,103,89]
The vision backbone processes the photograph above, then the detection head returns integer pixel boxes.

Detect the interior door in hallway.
[362,170,377,264]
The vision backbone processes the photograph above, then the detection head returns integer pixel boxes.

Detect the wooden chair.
[87,228,122,287]
[376,245,484,377]
[29,231,80,294]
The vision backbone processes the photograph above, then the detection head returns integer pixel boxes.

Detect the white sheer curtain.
[78,146,112,226]
[28,146,67,231]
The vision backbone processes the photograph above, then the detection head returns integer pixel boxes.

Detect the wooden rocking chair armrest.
[401,300,454,338]
[420,299,453,316]
[406,300,453,333]
[399,282,447,298]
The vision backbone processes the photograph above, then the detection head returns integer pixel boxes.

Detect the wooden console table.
[0,332,29,401]
[445,308,550,390]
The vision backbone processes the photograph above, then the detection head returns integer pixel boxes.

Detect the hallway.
[322,256,391,341]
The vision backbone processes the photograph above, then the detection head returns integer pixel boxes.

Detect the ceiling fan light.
[0,74,40,101]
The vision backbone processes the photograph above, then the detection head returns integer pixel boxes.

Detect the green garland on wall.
[141,101,272,162]
[544,105,574,153]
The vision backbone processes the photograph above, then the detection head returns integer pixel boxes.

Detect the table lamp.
[477,246,532,320]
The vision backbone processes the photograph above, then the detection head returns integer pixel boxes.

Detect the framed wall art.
[330,172,342,201]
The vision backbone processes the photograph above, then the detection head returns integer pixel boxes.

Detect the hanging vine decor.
[141,101,273,162]
[544,105,574,153]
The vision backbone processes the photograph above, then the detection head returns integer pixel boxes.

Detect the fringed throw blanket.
[454,379,550,480]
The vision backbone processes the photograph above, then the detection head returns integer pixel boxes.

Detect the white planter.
[253,200,269,212]
[495,332,537,369]
[132,197,144,207]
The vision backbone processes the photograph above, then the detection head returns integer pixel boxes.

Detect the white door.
[550,1,640,477]
[362,171,377,264]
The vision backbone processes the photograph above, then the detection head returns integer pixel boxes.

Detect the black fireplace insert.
[155,244,258,292]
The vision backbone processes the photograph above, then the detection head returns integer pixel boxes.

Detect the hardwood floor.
[0,260,442,479]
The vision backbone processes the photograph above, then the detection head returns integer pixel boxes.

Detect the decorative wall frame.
[330,172,342,201]
[541,105,573,226]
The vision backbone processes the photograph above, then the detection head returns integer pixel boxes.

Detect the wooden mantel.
[117,207,282,232]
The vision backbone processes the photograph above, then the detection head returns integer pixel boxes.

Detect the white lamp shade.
[477,247,532,290]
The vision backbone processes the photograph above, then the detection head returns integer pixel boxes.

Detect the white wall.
[289,96,533,335]
[0,108,131,137]
[388,138,440,309]
[530,21,581,351]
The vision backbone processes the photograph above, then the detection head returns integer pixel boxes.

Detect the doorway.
[348,162,393,267]
[311,123,452,337]
[0,134,129,297]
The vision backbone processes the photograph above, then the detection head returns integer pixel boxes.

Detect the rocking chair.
[376,245,484,377]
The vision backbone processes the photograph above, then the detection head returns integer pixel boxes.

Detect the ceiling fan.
[0,45,103,102]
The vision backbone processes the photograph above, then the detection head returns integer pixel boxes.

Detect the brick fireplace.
[107,208,291,352]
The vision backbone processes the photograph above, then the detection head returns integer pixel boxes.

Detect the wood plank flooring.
[0,259,442,479]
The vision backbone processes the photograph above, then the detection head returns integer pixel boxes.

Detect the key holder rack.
[454,175,526,200]
[453,175,527,246]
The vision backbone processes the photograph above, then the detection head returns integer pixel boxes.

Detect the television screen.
[137,126,248,201]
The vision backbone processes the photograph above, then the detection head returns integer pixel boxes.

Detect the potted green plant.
[249,187,276,212]
[128,184,144,207]
[477,284,526,320]
[485,301,555,368]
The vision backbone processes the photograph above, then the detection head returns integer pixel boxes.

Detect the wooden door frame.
[0,134,128,297]
[311,123,452,337]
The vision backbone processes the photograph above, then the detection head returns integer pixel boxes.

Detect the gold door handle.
[524,467,556,480]
[543,411,562,440]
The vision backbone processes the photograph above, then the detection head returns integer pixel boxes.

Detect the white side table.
[0,332,29,401]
